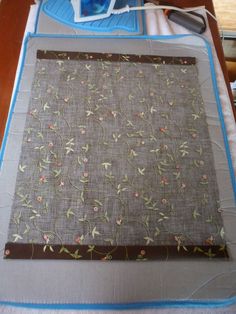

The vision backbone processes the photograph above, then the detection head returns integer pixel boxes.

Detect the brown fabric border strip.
[36,50,196,65]
[4,243,228,261]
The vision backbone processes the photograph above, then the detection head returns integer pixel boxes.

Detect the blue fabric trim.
[186,33,236,202]
[0,32,235,309]
[1,297,236,310]
[203,38,236,202]
[28,32,189,39]
[34,0,43,34]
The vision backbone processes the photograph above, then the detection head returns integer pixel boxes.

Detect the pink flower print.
[93,206,99,212]
[80,128,86,135]
[181,182,186,189]
[43,234,49,244]
[192,133,197,139]
[5,249,10,256]
[99,117,103,121]
[101,256,107,261]
[83,158,88,163]
[83,172,89,178]
[48,142,54,148]
[160,177,168,186]
[159,126,168,133]
[59,180,65,187]
[48,124,56,130]
[75,236,81,244]
[134,192,139,198]
[205,235,214,246]
[140,249,146,256]
[26,138,32,143]
[161,198,168,205]
[29,109,37,116]
[116,217,123,226]
[37,196,43,203]
[39,175,47,183]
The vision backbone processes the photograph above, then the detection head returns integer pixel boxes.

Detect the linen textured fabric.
[4,51,226,260]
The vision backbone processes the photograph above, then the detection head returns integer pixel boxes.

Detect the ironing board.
[0,1,236,312]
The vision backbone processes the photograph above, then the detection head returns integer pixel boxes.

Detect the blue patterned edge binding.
[41,0,141,33]
[1,297,236,310]
[0,32,236,309]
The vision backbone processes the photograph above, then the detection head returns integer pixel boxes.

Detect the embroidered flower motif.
[5,249,10,256]
[48,124,56,130]
[116,217,123,225]
[37,196,43,203]
[111,111,117,118]
[39,175,47,183]
[159,126,168,133]
[43,234,49,244]
[83,157,88,163]
[75,236,81,244]
[93,206,99,212]
[137,112,145,118]
[160,177,168,186]
[161,198,168,205]
[140,249,146,256]
[48,142,54,148]
[29,109,37,116]
[64,97,70,103]
[205,235,214,246]
[101,256,107,261]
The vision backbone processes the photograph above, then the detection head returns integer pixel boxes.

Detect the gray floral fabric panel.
[4,51,227,260]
